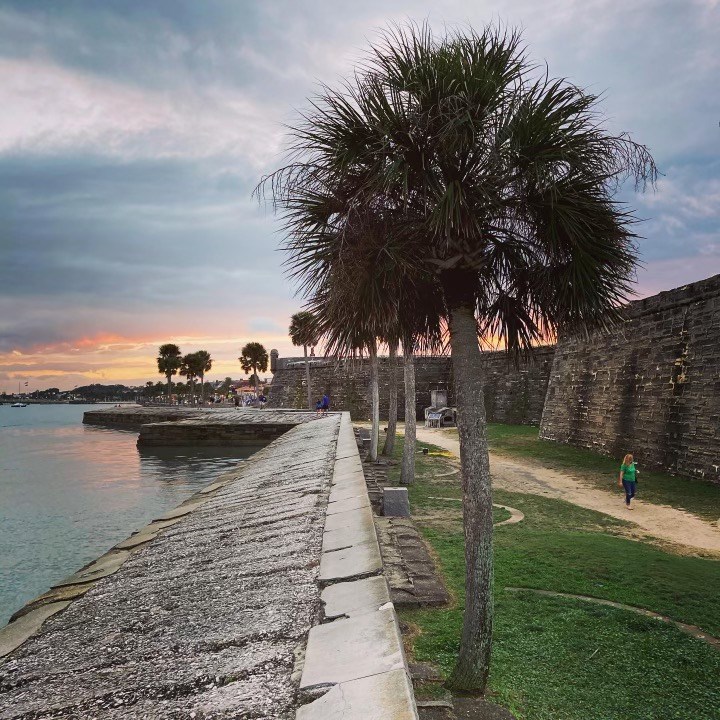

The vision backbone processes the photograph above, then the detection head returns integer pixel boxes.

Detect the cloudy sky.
[1,0,718,391]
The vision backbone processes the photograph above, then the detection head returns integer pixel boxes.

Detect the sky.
[1,0,718,391]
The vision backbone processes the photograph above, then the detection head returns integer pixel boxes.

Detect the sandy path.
[413,426,720,556]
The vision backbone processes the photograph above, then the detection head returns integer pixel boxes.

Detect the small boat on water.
[11,402,28,407]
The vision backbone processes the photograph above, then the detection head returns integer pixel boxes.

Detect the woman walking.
[619,453,639,509]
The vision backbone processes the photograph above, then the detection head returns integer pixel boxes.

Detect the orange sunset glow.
[0,333,299,392]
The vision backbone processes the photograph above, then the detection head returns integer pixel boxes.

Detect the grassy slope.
[386,435,720,720]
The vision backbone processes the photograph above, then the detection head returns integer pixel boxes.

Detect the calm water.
[0,404,256,626]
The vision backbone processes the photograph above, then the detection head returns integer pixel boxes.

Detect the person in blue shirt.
[320,393,330,415]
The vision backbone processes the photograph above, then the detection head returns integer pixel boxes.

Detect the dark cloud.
[0,152,293,349]
[0,0,718,363]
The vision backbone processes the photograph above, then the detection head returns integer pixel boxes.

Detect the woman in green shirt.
[618,453,639,509]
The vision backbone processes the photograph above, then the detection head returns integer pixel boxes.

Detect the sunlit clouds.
[0,57,282,166]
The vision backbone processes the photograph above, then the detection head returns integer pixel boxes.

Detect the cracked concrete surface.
[0,416,340,720]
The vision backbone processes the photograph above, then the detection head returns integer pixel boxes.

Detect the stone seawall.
[268,348,554,424]
[1,409,418,718]
[85,407,319,447]
[540,274,720,484]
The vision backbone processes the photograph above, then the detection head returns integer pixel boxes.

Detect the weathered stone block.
[383,488,410,517]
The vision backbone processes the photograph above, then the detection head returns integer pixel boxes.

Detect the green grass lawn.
[440,424,720,522]
[384,435,720,720]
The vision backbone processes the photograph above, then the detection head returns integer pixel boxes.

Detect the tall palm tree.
[157,343,182,402]
[180,352,204,404]
[195,350,212,403]
[381,339,399,456]
[289,311,317,410]
[239,342,269,396]
[261,22,656,693]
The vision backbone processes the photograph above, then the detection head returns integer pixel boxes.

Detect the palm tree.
[180,352,204,404]
[292,208,442,463]
[239,342,269,396]
[157,344,182,402]
[261,22,656,693]
[381,339,399,456]
[195,350,212,403]
[289,311,317,410]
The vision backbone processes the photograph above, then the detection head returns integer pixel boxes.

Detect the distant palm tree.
[195,350,212,403]
[289,311,317,410]
[239,342,269,396]
[180,352,204,404]
[157,344,182,402]
[261,22,656,692]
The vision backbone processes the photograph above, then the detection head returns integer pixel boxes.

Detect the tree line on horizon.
[260,22,656,692]
[156,342,270,402]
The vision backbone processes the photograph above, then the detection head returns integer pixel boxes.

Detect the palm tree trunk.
[304,344,312,410]
[382,340,398,456]
[368,341,380,462]
[400,342,416,485]
[200,372,205,403]
[446,304,493,693]
[166,374,172,403]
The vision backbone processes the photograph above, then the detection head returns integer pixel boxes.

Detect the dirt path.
[413,426,720,556]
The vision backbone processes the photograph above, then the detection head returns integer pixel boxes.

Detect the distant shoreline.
[0,400,138,406]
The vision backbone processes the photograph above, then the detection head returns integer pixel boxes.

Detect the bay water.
[0,404,256,626]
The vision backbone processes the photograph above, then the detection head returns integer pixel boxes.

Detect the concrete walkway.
[413,426,720,556]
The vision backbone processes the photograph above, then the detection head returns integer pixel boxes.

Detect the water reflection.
[0,404,256,626]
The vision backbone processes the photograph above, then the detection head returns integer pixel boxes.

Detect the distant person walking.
[619,453,639,509]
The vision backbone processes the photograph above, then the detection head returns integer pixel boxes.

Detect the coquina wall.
[267,348,555,424]
[540,274,720,483]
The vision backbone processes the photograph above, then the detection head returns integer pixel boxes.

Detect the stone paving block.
[299,605,405,690]
[334,456,364,473]
[321,576,391,619]
[54,550,130,587]
[323,505,375,533]
[318,540,382,582]
[331,471,366,490]
[154,497,208,521]
[0,602,71,658]
[329,477,367,496]
[328,483,367,503]
[325,495,370,515]
[322,520,376,552]
[296,668,418,720]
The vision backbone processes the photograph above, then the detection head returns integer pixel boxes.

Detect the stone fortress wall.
[540,274,720,484]
[267,348,555,426]
[268,273,720,484]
